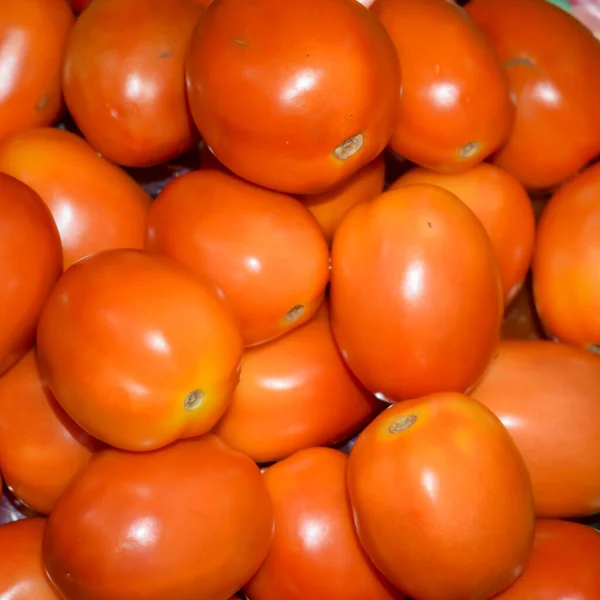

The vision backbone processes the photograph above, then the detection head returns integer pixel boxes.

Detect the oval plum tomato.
[466,0,600,190]
[347,393,535,600]
[63,0,204,167]
[186,0,400,194]
[370,0,513,172]
[532,162,600,349]
[245,447,403,600]
[0,0,73,144]
[215,304,381,464]
[471,340,600,518]
[331,183,503,401]
[36,249,244,451]
[147,169,330,347]
[0,128,151,270]
[43,435,273,600]
[391,163,535,305]
[0,174,62,377]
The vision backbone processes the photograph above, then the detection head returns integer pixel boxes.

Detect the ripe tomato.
[63,0,204,167]
[466,0,600,190]
[186,0,400,194]
[331,183,503,401]
[347,392,535,600]
[36,249,244,451]
[215,304,382,464]
[0,173,62,377]
[147,169,330,347]
[245,447,403,600]
[0,127,151,270]
[391,163,535,305]
[370,0,512,172]
[43,435,273,600]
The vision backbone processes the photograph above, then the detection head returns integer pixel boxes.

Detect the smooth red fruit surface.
[186,0,400,194]
[347,393,535,600]
[36,249,244,451]
[331,183,503,401]
[43,435,274,600]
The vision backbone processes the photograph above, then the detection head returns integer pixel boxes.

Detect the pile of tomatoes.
[1,0,600,598]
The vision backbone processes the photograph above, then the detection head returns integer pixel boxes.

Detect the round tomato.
[36,249,244,451]
[186,0,400,194]
[43,435,273,600]
[347,392,535,600]
[63,0,204,167]
[331,183,503,401]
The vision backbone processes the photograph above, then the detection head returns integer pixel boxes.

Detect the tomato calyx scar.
[388,414,417,434]
[458,141,479,159]
[184,389,205,411]
[284,304,305,324]
[333,133,364,161]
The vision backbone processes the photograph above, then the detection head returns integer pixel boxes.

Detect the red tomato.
[331,183,503,401]
[36,249,244,451]
[186,0,400,194]
[63,0,204,167]
[0,173,62,377]
[245,447,403,600]
[43,435,273,600]
[147,169,330,347]
[466,0,600,190]
[347,393,535,600]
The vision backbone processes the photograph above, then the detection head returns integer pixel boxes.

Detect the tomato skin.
[69,0,94,13]
[36,249,244,451]
[43,435,274,600]
[147,169,330,347]
[63,0,203,167]
[331,183,503,401]
[245,447,403,600]
[186,0,400,194]
[466,0,600,190]
[347,393,535,600]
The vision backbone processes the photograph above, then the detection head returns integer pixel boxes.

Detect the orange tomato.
[347,393,535,600]
[186,0,400,194]
[43,435,273,600]
[391,163,535,304]
[466,0,600,190]
[331,183,503,401]
[36,249,244,451]
[147,169,330,347]
[370,0,513,172]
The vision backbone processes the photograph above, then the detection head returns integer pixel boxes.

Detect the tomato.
[186,0,400,194]
[147,169,330,347]
[331,183,503,401]
[245,447,403,600]
[496,519,600,599]
[391,163,535,305]
[43,435,273,600]
[63,0,204,167]
[0,0,73,144]
[466,0,600,190]
[69,0,94,13]
[215,304,382,464]
[347,392,535,600]
[36,249,244,451]
[370,0,513,172]
[501,280,545,341]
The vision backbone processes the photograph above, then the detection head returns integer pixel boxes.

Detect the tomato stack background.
[0,0,600,598]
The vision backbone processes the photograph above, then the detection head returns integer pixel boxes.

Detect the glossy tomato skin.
[0,174,62,377]
[36,249,244,451]
[466,0,600,190]
[147,169,330,347]
[0,128,152,270]
[347,393,535,600]
[186,0,400,194]
[63,0,204,167]
[331,183,503,401]
[43,435,274,600]
[371,0,513,172]
[215,304,382,464]
[245,447,403,600]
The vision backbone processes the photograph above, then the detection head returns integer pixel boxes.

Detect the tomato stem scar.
[388,415,417,434]
[284,304,305,324]
[184,390,205,411]
[459,141,479,159]
[333,133,364,160]
[588,344,600,356]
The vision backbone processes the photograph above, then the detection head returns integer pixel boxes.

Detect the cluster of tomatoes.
[1,0,600,598]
